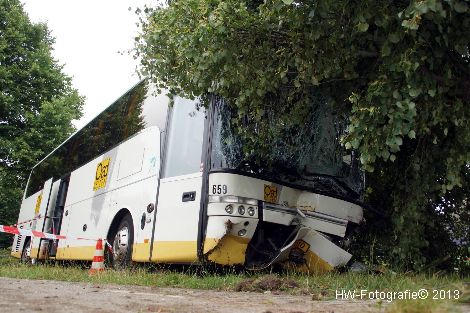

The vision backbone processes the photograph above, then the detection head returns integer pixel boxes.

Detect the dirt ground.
[0,277,467,313]
[0,277,381,313]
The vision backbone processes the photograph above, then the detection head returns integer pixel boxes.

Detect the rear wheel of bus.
[108,214,134,269]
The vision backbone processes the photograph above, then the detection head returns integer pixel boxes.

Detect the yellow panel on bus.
[93,158,110,191]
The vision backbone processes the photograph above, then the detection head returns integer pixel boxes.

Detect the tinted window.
[26,80,168,197]
[163,97,205,177]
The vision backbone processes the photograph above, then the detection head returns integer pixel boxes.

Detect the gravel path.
[0,277,466,313]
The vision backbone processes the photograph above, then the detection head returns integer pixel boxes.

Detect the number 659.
[212,184,227,194]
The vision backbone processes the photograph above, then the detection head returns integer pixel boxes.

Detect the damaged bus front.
[201,97,364,273]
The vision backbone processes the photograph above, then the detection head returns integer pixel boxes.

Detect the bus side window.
[163,98,205,177]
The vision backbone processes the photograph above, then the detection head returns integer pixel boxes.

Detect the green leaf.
[382,43,391,56]
[388,33,400,44]
[357,22,369,32]
[402,19,419,30]
[282,0,294,4]
[409,88,421,98]
[408,130,416,139]
[454,1,468,13]
[312,76,319,86]
[455,44,467,55]
[395,136,403,146]
[351,138,360,149]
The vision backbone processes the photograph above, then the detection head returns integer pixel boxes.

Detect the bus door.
[30,177,54,260]
[150,97,205,263]
[48,175,70,257]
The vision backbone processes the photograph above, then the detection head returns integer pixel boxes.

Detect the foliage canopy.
[0,0,83,245]
[135,0,469,270]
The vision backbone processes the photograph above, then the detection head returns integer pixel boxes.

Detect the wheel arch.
[106,208,133,241]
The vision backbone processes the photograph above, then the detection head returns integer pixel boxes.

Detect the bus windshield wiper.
[298,173,359,198]
[236,159,262,174]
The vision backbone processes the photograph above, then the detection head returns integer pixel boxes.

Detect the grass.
[386,299,456,313]
[1,248,469,312]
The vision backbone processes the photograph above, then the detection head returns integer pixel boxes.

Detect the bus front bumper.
[203,200,354,273]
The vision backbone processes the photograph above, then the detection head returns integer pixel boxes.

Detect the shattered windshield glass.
[209,96,364,200]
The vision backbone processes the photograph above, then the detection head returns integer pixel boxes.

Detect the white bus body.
[11,81,364,273]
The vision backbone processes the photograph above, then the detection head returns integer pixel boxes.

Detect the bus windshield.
[209,97,364,201]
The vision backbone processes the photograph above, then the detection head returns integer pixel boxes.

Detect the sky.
[22,0,155,129]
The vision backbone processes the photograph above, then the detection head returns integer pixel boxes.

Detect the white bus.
[11,80,364,273]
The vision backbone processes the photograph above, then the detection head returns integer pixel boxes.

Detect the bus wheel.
[110,214,134,269]
[20,238,32,264]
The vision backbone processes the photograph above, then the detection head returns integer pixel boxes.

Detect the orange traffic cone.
[89,238,105,275]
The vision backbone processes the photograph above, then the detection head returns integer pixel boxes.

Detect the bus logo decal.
[93,158,110,191]
[34,193,42,215]
[292,239,310,253]
[264,185,278,203]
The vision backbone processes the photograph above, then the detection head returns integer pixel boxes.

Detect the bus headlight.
[238,229,247,237]
[225,205,234,214]
[238,205,245,215]
[247,207,255,216]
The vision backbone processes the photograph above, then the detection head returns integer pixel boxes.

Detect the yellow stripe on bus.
[150,241,198,263]
[205,235,250,266]
[30,248,39,258]
[56,246,96,260]
[10,251,21,258]
[132,242,151,261]
[26,238,254,267]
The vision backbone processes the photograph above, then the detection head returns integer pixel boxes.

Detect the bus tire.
[109,214,134,269]
[20,237,32,264]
